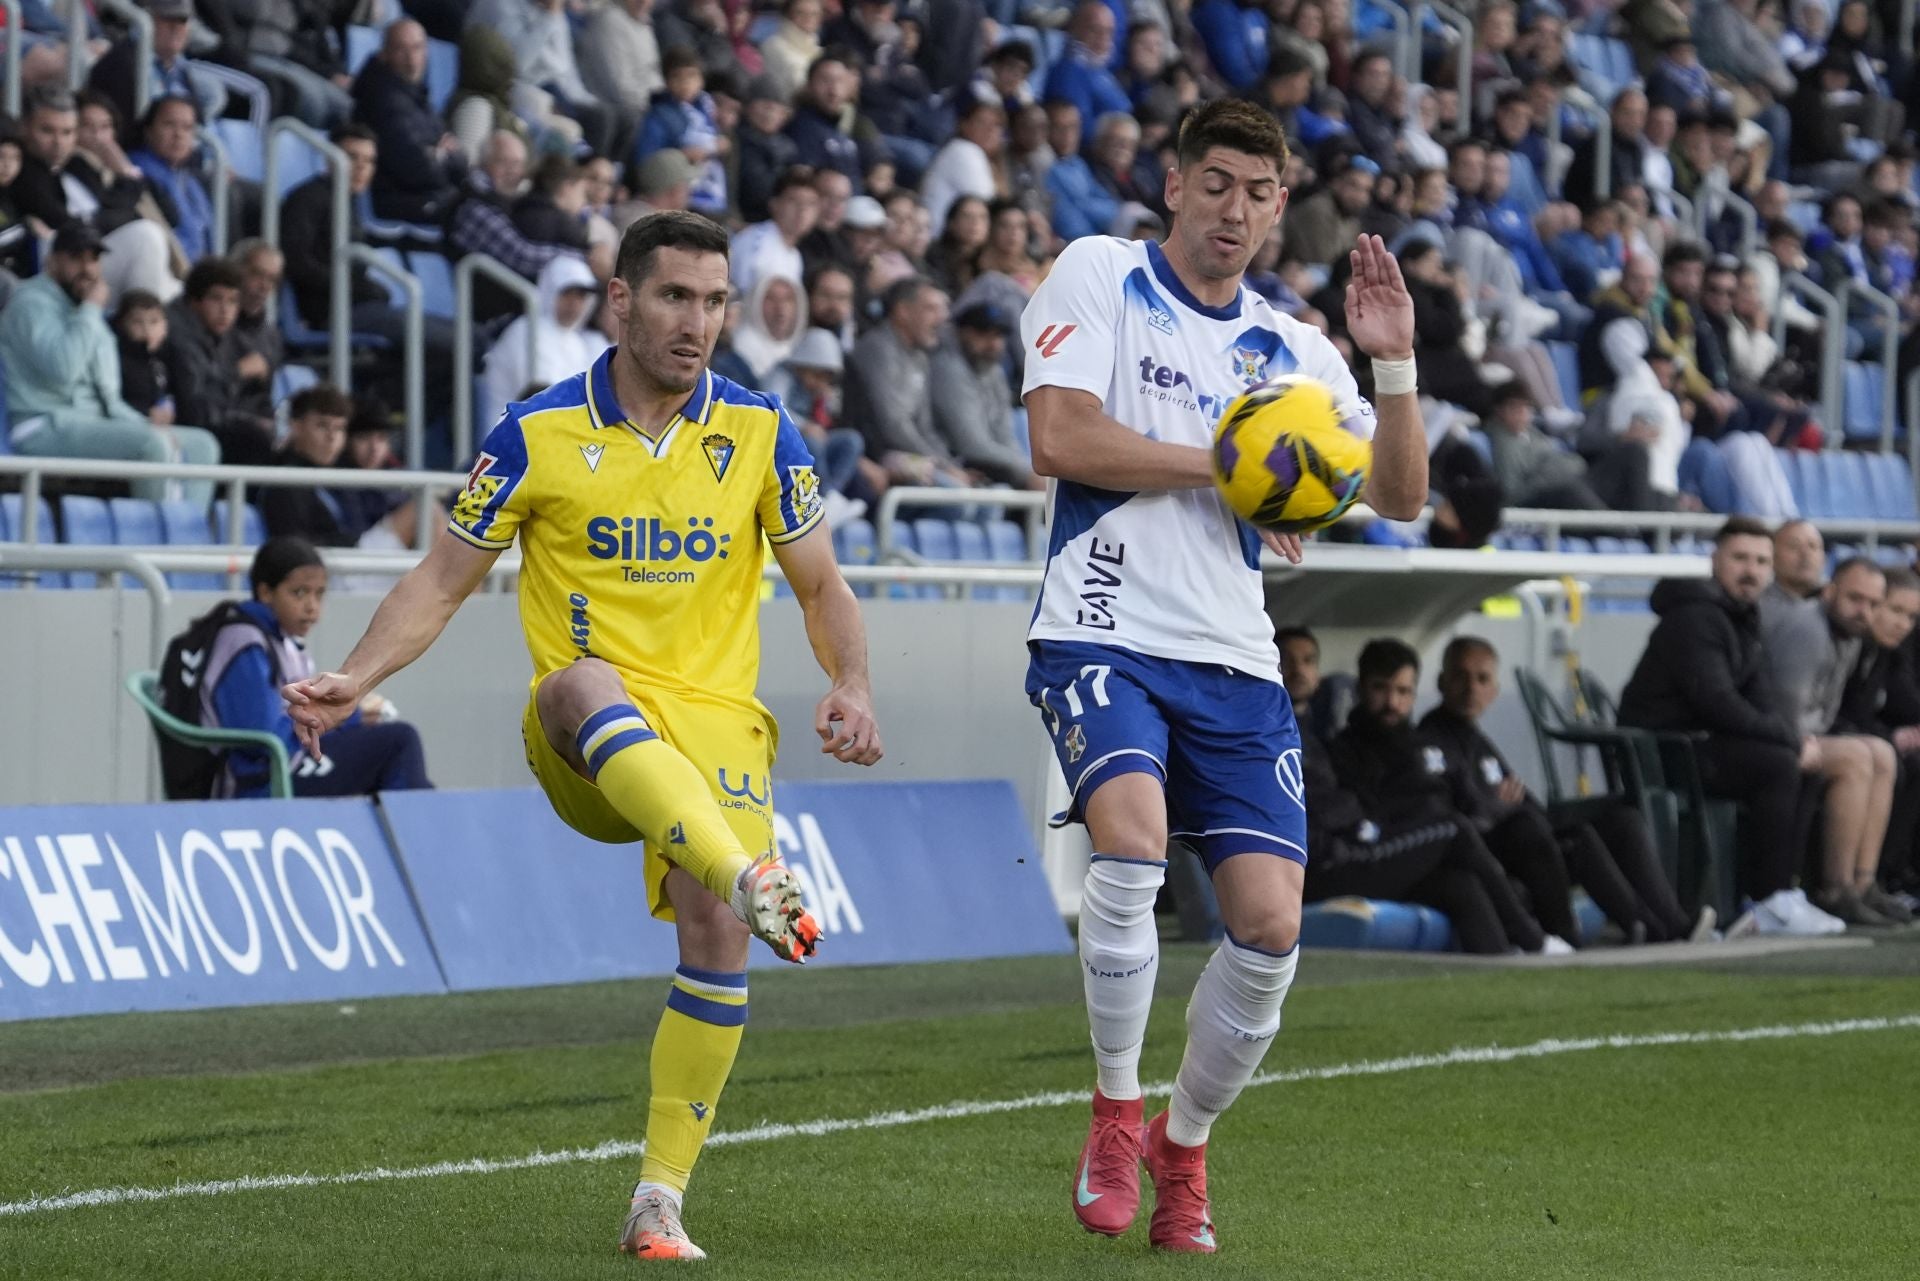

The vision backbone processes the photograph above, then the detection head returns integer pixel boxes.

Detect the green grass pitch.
[2,935,1917,1280]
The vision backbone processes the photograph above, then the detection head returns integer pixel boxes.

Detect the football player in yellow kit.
[283,211,883,1261]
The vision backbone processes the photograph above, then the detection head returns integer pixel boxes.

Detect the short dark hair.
[662,45,702,76]
[1274,625,1318,653]
[1441,635,1497,672]
[1832,555,1887,587]
[184,257,245,300]
[75,88,118,124]
[1358,638,1421,684]
[615,210,730,285]
[1175,97,1289,174]
[24,84,76,118]
[1865,198,1905,229]
[1398,240,1441,269]
[772,165,817,199]
[114,289,164,322]
[141,94,199,133]
[533,153,581,194]
[882,274,935,316]
[1265,46,1313,82]
[1662,240,1708,270]
[1883,567,1920,595]
[809,47,860,79]
[289,384,354,422]
[330,121,377,148]
[250,536,325,594]
[1715,515,1773,545]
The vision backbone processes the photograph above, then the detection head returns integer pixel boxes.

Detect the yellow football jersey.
[448,351,824,713]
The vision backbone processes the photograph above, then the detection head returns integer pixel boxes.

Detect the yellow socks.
[639,966,748,1195]
[575,705,754,900]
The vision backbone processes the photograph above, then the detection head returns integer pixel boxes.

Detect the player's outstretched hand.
[282,671,363,760]
[816,682,884,766]
[1344,234,1416,363]
[1260,528,1303,564]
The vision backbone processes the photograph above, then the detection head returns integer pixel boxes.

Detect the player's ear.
[1163,162,1180,216]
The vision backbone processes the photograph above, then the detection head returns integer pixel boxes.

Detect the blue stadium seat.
[409,250,456,320]
[271,129,326,198]
[210,499,267,547]
[372,246,412,308]
[58,495,114,588]
[0,494,63,587]
[1784,200,1822,236]
[1593,536,1628,555]
[911,518,959,598]
[1546,341,1581,411]
[345,24,380,77]
[1561,536,1596,555]
[1503,531,1543,552]
[833,517,876,597]
[426,38,458,114]
[1872,543,1909,569]
[1867,452,1919,521]
[952,520,994,600]
[1828,450,1875,518]
[274,362,320,407]
[1843,362,1883,442]
[1794,450,1833,518]
[214,117,263,183]
[984,518,1031,601]
[108,497,163,546]
[160,500,224,590]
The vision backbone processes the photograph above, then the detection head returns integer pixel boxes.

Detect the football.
[1211,373,1374,534]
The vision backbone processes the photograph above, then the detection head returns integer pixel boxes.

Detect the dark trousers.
[1308,816,1546,954]
[1562,803,1692,940]
[1483,804,1579,942]
[1882,753,1920,891]
[351,303,457,467]
[296,721,433,797]
[1582,440,1655,512]
[1693,734,1802,900]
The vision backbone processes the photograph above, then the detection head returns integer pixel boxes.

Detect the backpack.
[156,602,283,800]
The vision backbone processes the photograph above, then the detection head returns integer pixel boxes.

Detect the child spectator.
[113,290,183,426]
[203,537,432,799]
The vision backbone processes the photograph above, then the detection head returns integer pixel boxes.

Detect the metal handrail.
[2,0,22,117]
[95,0,154,116]
[1779,271,1847,438]
[1840,280,1902,452]
[262,118,350,387]
[346,244,426,474]
[452,253,542,464]
[1592,101,1613,199]
[0,549,173,659]
[873,487,1046,558]
[1425,2,1475,138]
[1667,188,1694,234]
[1373,0,1417,84]
[62,0,85,93]
[198,123,230,255]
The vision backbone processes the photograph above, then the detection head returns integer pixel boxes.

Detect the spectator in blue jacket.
[784,49,873,187]
[632,47,729,216]
[1260,47,1350,153]
[1043,2,1132,147]
[1481,149,1589,335]
[1550,200,1628,304]
[204,537,432,800]
[129,96,213,265]
[1191,0,1270,92]
[1042,101,1118,244]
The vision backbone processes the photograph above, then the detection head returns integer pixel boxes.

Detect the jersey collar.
[1147,239,1242,322]
[586,348,715,444]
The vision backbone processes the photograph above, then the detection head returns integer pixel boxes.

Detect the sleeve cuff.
[766,504,826,545]
[446,521,514,551]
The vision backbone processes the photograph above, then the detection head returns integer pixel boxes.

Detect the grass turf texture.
[2,937,1916,1280]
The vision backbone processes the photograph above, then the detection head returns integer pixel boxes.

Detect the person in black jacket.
[1618,517,1839,934]
[1423,636,1704,943]
[351,18,464,222]
[1839,568,1920,900]
[1564,86,1648,211]
[513,155,593,261]
[167,258,277,465]
[1398,240,1498,417]
[1327,639,1564,954]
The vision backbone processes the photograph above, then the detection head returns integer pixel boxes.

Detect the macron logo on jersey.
[1034,324,1076,358]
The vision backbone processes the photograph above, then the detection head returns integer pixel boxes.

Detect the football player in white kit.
[1020,99,1428,1252]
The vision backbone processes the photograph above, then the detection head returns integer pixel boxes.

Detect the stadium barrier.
[451,254,543,463]
[261,117,352,387]
[0,782,1068,1021]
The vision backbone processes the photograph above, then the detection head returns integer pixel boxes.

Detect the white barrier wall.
[0,587,1665,834]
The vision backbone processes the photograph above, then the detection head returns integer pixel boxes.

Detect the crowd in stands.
[3,0,1918,533]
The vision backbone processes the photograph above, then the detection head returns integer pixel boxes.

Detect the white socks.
[1166,935,1298,1147]
[1079,855,1166,1100]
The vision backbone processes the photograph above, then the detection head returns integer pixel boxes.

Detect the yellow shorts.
[521,676,778,921]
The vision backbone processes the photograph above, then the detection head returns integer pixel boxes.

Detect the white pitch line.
[4,1013,1916,1219]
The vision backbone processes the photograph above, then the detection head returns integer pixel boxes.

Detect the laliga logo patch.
[702,431,736,483]
[1232,345,1269,386]
[789,464,823,520]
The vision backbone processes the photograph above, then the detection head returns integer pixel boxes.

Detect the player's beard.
[625,329,709,397]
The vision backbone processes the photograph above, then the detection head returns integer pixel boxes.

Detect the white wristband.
[1372,356,1417,397]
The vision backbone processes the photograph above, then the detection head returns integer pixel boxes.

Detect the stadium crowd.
[1,0,1918,530]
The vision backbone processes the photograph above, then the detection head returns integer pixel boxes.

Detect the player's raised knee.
[535,657,629,730]
[1227,900,1301,955]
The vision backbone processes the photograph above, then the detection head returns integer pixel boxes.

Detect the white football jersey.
[1020,235,1374,681]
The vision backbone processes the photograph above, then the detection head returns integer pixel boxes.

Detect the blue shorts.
[1026,641,1307,869]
